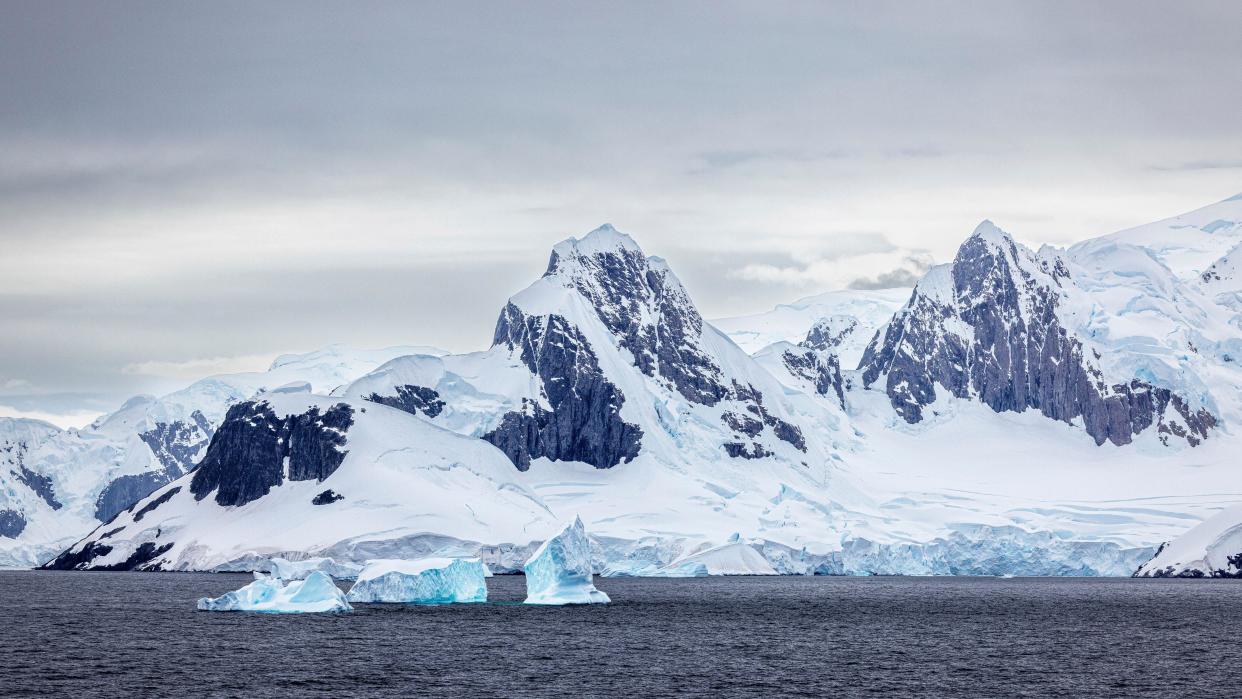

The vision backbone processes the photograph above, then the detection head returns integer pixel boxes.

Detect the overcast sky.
[2,1,1241,426]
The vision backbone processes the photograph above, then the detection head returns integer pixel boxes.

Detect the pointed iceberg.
[524,516,610,605]
[345,558,488,604]
[196,571,352,613]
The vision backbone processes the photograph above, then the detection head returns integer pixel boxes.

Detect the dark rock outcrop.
[16,462,61,511]
[486,306,642,470]
[139,410,214,478]
[723,442,773,459]
[95,472,167,523]
[92,411,216,522]
[189,401,353,507]
[312,489,344,505]
[0,509,27,538]
[42,540,173,571]
[132,486,181,523]
[781,349,846,409]
[365,385,445,418]
[859,224,1216,447]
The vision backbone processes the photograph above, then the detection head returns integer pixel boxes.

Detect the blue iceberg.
[196,571,352,613]
[345,558,487,604]
[524,516,610,605]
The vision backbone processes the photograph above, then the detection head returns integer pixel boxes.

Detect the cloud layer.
[2,2,1241,419]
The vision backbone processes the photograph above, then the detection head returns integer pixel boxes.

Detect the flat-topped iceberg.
[197,571,352,613]
[346,558,488,604]
[267,556,362,581]
[524,516,610,605]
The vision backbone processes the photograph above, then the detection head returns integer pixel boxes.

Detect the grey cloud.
[1150,159,1242,172]
[848,255,936,290]
[2,2,1242,416]
[693,148,854,172]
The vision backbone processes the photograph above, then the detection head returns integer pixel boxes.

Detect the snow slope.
[1134,503,1242,578]
[1078,192,1242,280]
[1,345,444,568]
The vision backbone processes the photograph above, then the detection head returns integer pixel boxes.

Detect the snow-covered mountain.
[1,345,444,567]
[45,394,555,572]
[54,226,878,573]
[29,195,1242,577]
[859,220,1224,447]
[1134,504,1242,578]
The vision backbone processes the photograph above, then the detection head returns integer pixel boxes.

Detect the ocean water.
[0,572,1238,697]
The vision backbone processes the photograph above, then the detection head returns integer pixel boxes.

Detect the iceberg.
[524,516,610,605]
[346,558,488,604]
[196,571,352,613]
[267,556,362,581]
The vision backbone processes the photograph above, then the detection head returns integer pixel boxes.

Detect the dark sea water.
[0,572,1238,698]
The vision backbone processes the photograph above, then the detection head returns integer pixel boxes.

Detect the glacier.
[659,541,778,577]
[267,557,362,581]
[196,571,352,613]
[346,558,488,604]
[524,517,610,605]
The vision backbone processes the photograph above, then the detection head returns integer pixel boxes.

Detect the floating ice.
[267,556,362,581]
[524,516,610,605]
[346,558,487,604]
[196,571,352,613]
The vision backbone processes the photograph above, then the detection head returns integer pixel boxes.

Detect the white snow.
[196,571,352,613]
[711,288,909,364]
[524,517,610,604]
[346,558,488,603]
[1134,503,1242,577]
[660,541,778,576]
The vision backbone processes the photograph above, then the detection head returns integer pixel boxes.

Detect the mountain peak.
[969,219,1011,244]
[553,223,642,259]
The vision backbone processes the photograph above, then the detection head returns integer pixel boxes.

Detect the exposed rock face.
[485,305,643,470]
[364,385,445,418]
[0,509,26,538]
[723,442,773,459]
[139,410,213,477]
[95,411,216,521]
[778,320,848,409]
[545,225,729,405]
[311,489,344,505]
[859,223,1216,447]
[95,473,167,522]
[16,462,61,511]
[3,436,62,514]
[132,486,181,523]
[42,540,174,571]
[189,401,353,507]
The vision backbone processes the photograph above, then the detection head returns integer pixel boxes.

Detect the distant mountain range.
[6,194,1241,576]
